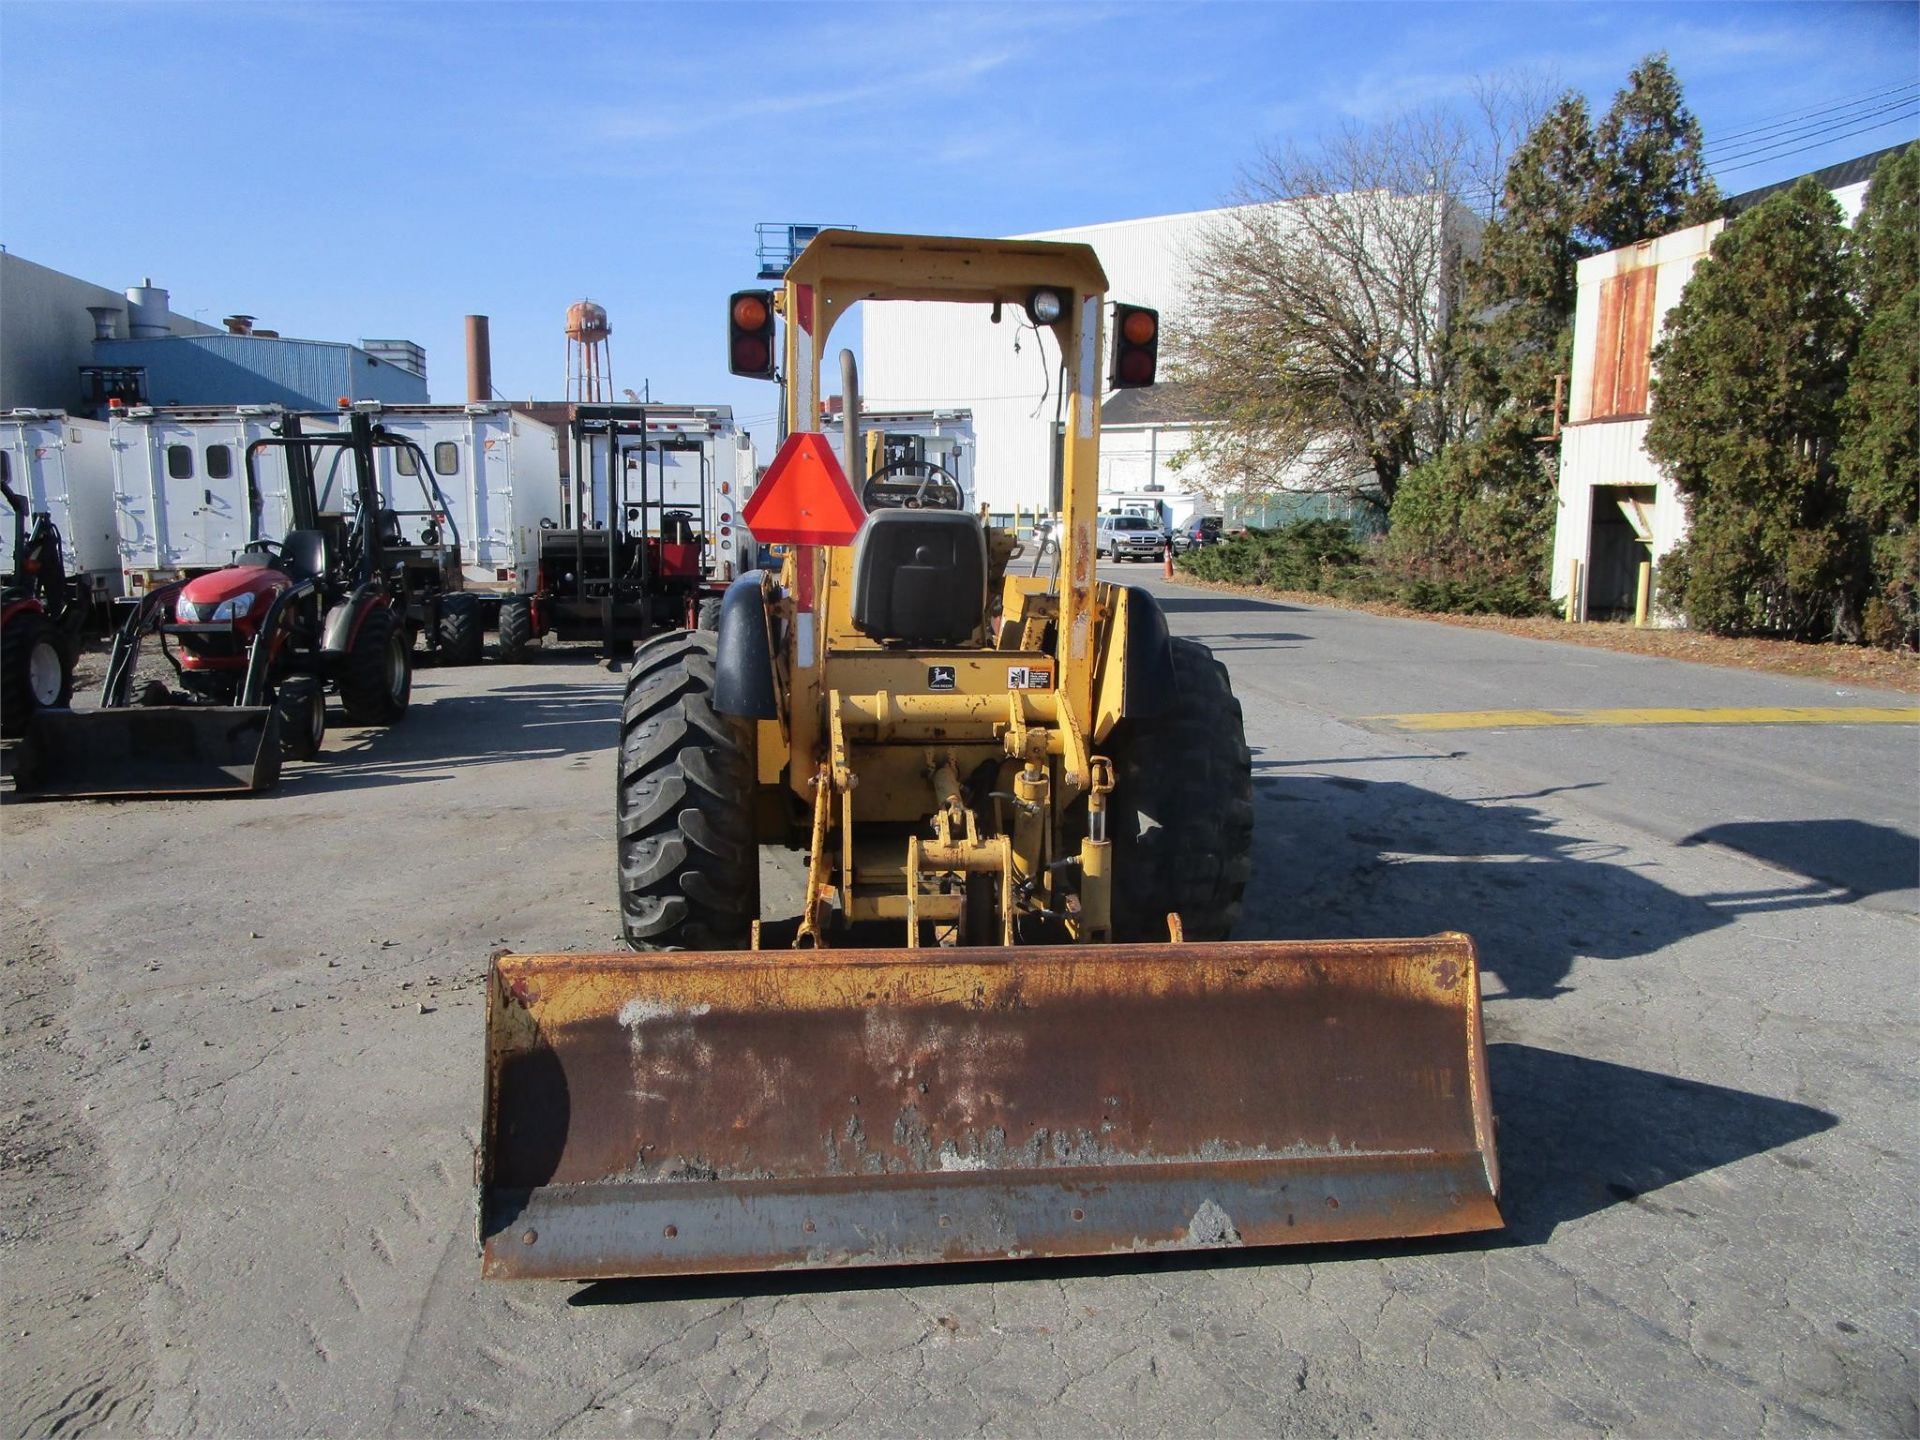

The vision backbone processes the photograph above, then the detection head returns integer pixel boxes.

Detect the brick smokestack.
[465,315,493,404]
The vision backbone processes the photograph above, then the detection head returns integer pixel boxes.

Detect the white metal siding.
[863,207,1237,512]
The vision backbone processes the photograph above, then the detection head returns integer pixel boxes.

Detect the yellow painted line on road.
[1365,705,1920,733]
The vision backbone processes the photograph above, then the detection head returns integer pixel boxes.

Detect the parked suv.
[1096,513,1167,562]
[1176,515,1224,551]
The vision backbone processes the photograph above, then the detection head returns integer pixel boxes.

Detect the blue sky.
[3,1,1914,437]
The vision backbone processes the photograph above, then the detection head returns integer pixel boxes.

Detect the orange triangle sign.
[742,431,867,545]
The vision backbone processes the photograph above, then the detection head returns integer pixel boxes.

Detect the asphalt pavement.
[3,579,1915,1438]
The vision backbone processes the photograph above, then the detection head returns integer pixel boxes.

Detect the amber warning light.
[729,290,777,379]
[1110,304,1159,388]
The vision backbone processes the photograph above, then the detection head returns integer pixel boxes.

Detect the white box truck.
[109,405,303,598]
[0,410,119,607]
[338,403,565,604]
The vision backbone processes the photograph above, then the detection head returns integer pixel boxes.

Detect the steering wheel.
[242,538,284,557]
[861,457,965,512]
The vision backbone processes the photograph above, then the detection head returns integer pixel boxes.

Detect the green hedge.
[1178,518,1552,618]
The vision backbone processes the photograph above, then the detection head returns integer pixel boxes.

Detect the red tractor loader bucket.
[17,705,280,798]
[480,935,1501,1280]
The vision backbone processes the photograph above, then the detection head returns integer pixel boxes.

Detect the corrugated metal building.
[93,333,429,410]
[1551,144,1905,620]
[0,254,220,413]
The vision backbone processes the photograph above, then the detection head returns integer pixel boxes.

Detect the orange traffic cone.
[1163,543,1175,580]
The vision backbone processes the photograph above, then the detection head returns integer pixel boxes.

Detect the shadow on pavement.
[275,676,623,796]
[1151,593,1299,614]
[563,1042,1833,1307]
[1244,763,1870,999]
[1680,818,1919,903]
[1487,1044,1834,1246]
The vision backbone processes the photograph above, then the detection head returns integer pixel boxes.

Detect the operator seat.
[280,528,329,582]
[849,510,987,645]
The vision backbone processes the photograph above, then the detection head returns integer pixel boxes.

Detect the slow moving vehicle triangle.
[740,431,866,545]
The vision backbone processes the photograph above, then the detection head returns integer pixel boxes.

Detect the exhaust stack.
[466,315,493,403]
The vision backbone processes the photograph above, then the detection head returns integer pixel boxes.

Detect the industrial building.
[1550,144,1902,622]
[0,252,427,416]
[862,198,1474,517]
[0,253,220,413]
[93,325,428,412]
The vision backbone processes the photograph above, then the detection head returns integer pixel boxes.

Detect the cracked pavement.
[2,579,1915,1437]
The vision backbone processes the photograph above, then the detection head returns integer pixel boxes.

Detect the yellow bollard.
[1564,559,1582,624]
[1634,560,1652,627]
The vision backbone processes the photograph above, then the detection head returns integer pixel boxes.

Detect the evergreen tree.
[1591,53,1721,248]
[1645,180,1862,639]
[1837,143,1920,647]
[1472,93,1600,323]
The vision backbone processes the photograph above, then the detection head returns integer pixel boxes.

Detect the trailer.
[109,405,303,600]
[111,405,495,666]
[332,403,565,619]
[509,403,751,660]
[0,411,119,613]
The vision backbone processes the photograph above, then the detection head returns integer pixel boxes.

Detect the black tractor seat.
[278,528,330,582]
[849,509,987,645]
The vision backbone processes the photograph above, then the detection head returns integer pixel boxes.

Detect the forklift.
[511,404,724,662]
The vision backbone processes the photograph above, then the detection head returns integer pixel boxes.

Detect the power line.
[1708,79,1919,148]
[1707,95,1920,164]
[1711,112,1919,178]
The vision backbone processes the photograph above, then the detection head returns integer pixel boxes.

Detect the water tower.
[565,300,613,403]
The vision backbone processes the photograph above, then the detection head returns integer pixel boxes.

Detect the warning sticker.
[1007,665,1053,690]
[927,665,957,691]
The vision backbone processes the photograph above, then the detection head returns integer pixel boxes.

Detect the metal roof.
[1101,383,1205,427]
[1725,141,1914,215]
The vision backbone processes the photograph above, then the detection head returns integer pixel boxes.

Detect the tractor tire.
[695,596,723,633]
[1105,635,1253,942]
[616,628,758,950]
[437,592,484,667]
[496,596,533,663]
[1,608,71,738]
[274,676,326,762]
[338,604,411,727]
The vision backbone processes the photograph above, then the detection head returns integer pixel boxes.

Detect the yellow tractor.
[480,231,1500,1280]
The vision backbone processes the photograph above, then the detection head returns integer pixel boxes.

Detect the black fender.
[713,571,778,720]
[322,585,389,657]
[1120,584,1177,719]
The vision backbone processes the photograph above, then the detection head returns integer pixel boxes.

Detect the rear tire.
[1105,636,1253,942]
[1,609,71,738]
[616,629,758,950]
[274,676,325,761]
[339,604,411,727]
[496,596,532,662]
[437,592,484,667]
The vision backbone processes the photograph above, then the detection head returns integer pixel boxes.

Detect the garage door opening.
[1587,485,1655,620]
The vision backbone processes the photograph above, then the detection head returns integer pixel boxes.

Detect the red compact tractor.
[18,412,428,796]
[0,473,86,738]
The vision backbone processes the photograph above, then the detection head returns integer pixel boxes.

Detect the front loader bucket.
[17,705,279,798]
[480,936,1501,1281]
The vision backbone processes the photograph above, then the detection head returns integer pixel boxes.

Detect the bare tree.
[1172,92,1551,513]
